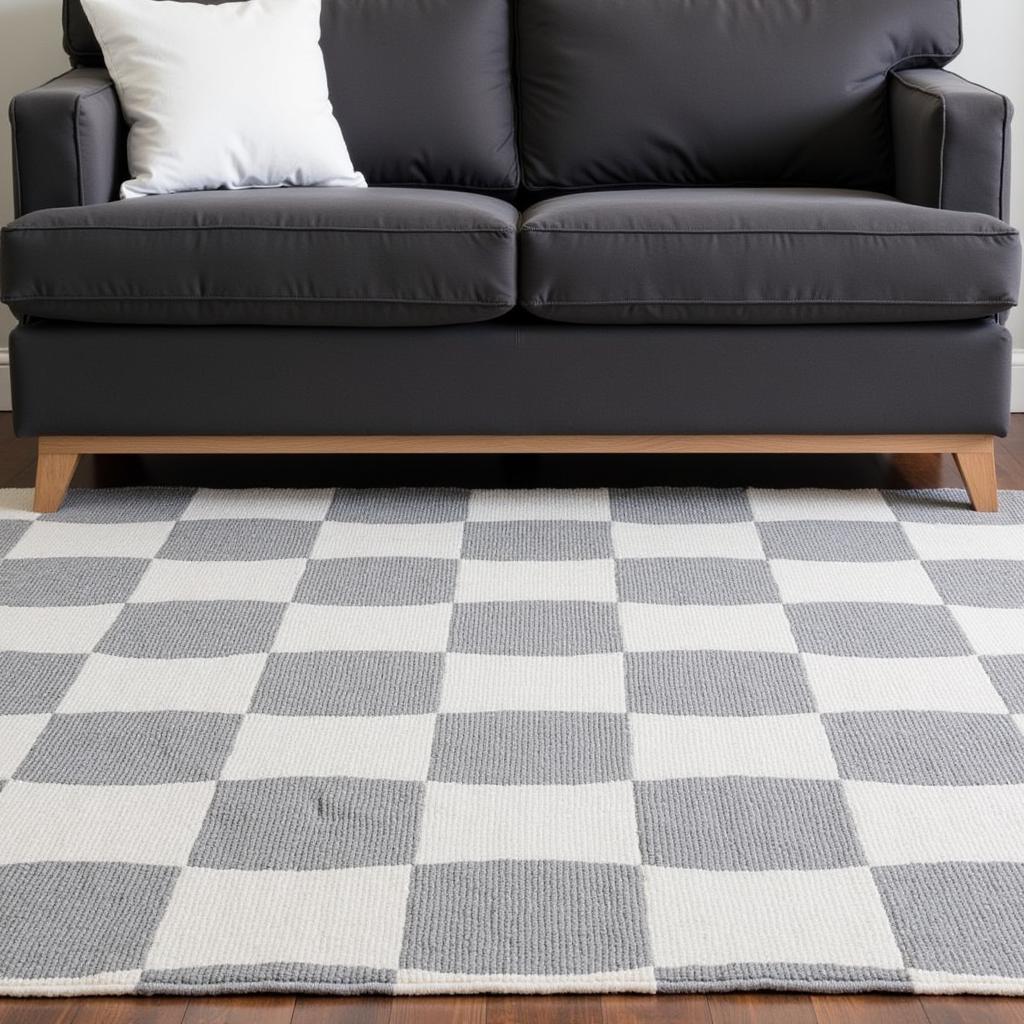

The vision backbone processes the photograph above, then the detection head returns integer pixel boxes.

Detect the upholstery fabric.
[890,69,1013,220]
[518,189,1021,325]
[8,68,126,217]
[516,0,962,192]
[0,189,519,327]
[60,0,519,193]
[10,319,1011,438]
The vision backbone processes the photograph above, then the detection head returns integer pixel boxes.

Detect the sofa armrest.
[9,67,126,217]
[890,69,1012,221]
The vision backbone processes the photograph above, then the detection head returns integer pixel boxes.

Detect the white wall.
[0,0,1021,375]
[0,0,66,342]
[954,0,1024,338]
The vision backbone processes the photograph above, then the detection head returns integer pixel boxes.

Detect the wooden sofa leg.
[33,441,79,513]
[953,440,998,513]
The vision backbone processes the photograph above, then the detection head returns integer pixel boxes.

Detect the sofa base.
[34,433,998,513]
[10,319,1013,438]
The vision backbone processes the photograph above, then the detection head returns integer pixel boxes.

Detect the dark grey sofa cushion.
[1,188,519,327]
[519,188,1021,325]
[62,0,519,193]
[516,0,962,192]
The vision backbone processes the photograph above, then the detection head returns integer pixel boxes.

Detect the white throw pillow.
[80,0,366,198]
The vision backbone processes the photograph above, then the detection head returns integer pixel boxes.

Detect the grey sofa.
[1,0,1020,512]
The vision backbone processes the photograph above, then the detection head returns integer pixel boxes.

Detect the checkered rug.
[1,485,1023,997]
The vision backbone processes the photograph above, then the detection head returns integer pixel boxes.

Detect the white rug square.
[221,713,437,781]
[181,487,336,522]
[440,653,627,712]
[312,521,465,560]
[644,866,905,970]
[0,714,50,776]
[272,603,453,652]
[0,604,123,653]
[145,866,412,972]
[0,780,214,865]
[130,558,307,603]
[844,781,1024,865]
[611,521,765,559]
[949,606,1024,655]
[803,654,1007,713]
[454,559,618,603]
[748,488,899,522]
[902,522,1024,560]
[770,559,943,605]
[467,488,613,522]
[416,781,641,864]
[59,653,267,714]
[9,521,174,559]
[619,603,797,652]
[630,712,839,780]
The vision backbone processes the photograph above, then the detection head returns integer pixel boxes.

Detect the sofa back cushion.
[516,0,962,193]
[63,0,518,193]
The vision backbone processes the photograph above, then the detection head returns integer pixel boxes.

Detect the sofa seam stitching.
[9,95,23,218]
[999,93,1010,220]
[3,225,518,236]
[519,229,1016,237]
[72,92,85,205]
[3,295,516,304]
[523,298,1016,306]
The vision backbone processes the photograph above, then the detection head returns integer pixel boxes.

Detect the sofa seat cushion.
[519,188,1021,325]
[1,187,518,326]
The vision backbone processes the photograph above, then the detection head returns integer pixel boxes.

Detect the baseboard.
[1014,348,1024,413]
[0,349,9,413]
[1,347,1020,416]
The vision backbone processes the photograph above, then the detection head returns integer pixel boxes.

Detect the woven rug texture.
[0,485,1022,996]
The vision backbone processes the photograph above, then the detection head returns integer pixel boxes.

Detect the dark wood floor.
[1,413,1023,1024]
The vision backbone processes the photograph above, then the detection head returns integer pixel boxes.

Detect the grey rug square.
[0,485,1022,997]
